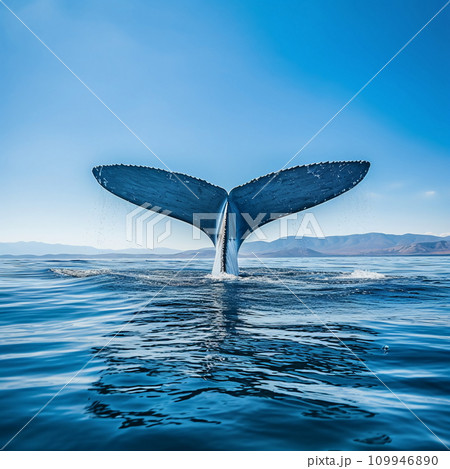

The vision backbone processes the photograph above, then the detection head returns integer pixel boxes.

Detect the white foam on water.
[206,272,239,281]
[51,268,108,278]
[339,269,386,280]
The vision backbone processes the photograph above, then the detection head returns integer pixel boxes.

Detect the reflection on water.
[1,258,449,450]
[87,275,379,438]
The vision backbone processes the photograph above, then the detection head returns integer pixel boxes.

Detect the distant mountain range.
[1,233,449,258]
[0,241,179,257]
[239,233,450,257]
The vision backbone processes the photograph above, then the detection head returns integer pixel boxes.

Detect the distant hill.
[239,233,450,257]
[0,233,449,258]
[367,240,450,256]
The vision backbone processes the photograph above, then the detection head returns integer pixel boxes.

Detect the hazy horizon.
[1,231,449,256]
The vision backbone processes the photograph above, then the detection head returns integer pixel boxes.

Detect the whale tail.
[92,161,370,275]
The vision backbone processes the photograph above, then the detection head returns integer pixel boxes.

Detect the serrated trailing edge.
[230,160,369,189]
[92,164,226,190]
[93,161,369,192]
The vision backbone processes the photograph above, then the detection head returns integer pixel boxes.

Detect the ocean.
[0,257,449,450]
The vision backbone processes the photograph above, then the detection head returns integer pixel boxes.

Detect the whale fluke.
[93,161,370,276]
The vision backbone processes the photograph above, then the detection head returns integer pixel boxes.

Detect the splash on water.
[206,272,239,281]
[51,268,108,278]
[339,269,386,280]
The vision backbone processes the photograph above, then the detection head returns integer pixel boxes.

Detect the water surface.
[0,257,449,450]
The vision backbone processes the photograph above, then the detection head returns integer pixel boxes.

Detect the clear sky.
[0,0,449,250]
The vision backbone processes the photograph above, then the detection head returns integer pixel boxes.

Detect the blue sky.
[0,0,449,250]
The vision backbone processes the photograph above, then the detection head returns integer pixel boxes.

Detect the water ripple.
[0,257,449,450]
